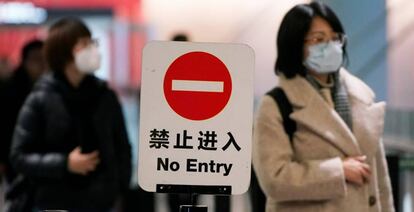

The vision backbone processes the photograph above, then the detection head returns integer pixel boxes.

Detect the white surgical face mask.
[303,41,343,74]
[75,45,101,74]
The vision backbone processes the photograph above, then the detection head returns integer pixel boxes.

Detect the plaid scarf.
[306,72,353,131]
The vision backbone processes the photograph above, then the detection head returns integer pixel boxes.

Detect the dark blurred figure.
[0,57,11,178]
[0,57,12,82]
[0,57,12,81]
[0,56,12,211]
[9,18,131,212]
[171,33,189,42]
[0,40,46,185]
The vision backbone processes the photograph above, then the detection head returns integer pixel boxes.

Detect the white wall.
[83,16,112,80]
[387,0,414,110]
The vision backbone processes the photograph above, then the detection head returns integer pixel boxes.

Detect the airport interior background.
[0,0,414,211]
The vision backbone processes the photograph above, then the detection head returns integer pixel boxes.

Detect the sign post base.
[179,205,208,212]
[179,193,207,212]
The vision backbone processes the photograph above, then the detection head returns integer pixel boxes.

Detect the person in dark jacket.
[9,18,132,212]
[0,40,46,185]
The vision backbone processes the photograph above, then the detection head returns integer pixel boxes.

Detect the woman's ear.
[72,42,82,56]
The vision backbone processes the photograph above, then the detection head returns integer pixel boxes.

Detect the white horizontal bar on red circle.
[172,80,224,92]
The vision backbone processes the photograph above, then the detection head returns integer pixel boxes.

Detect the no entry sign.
[139,41,254,195]
[164,51,232,120]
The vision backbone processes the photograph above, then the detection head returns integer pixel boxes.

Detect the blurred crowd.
[0,18,132,212]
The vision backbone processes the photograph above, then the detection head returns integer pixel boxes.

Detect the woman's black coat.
[9,73,132,210]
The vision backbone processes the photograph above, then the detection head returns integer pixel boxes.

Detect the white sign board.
[138,41,254,195]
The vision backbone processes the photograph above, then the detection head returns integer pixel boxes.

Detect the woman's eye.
[310,37,325,44]
[316,38,325,43]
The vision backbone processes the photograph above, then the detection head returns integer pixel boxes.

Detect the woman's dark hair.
[44,18,91,72]
[275,2,347,78]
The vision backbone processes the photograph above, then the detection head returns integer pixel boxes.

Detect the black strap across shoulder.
[250,87,297,212]
[266,87,297,141]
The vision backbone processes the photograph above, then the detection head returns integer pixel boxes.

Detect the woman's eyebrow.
[307,31,326,36]
[307,30,336,36]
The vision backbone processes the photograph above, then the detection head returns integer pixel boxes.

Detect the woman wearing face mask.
[9,18,131,212]
[252,2,394,212]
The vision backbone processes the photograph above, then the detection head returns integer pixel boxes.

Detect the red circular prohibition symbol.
[163,51,232,121]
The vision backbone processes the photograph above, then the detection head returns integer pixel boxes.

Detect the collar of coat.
[278,68,385,157]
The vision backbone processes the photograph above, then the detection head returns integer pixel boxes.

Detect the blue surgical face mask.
[303,41,343,74]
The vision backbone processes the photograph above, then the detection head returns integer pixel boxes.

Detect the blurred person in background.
[253,2,394,212]
[0,56,12,209]
[9,18,131,212]
[0,57,12,82]
[0,40,46,212]
[0,40,46,185]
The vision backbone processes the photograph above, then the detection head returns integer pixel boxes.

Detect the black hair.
[21,39,44,62]
[172,33,189,41]
[275,1,348,78]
